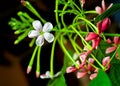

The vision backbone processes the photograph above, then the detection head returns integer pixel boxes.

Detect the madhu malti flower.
[85,18,111,49]
[28,20,54,46]
[90,56,110,80]
[66,58,96,80]
[79,50,91,67]
[85,0,112,49]
[95,0,113,15]
[95,0,112,33]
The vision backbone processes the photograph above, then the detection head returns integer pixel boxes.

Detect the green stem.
[86,60,98,69]
[28,46,39,68]
[104,33,120,37]
[91,54,105,70]
[55,0,60,29]
[50,32,61,76]
[77,17,98,34]
[61,1,71,27]
[105,45,120,70]
[70,25,92,50]
[29,38,36,47]
[36,47,41,73]
[68,35,80,54]
[110,45,120,62]
[59,35,79,68]
[101,33,107,41]
[84,10,97,14]
[72,1,82,13]
[25,1,46,23]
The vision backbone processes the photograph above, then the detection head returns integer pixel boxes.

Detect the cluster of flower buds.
[106,37,120,59]
[66,52,111,80]
[85,0,112,50]
[66,0,113,80]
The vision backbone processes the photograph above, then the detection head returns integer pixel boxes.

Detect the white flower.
[28,20,54,46]
[40,71,61,79]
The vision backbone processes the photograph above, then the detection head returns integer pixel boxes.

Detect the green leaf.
[47,75,67,86]
[95,3,120,23]
[108,63,120,86]
[117,45,120,59]
[93,40,110,62]
[89,69,112,86]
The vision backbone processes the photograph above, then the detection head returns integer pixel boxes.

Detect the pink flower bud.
[92,37,101,49]
[36,71,40,78]
[26,66,32,74]
[113,37,119,45]
[85,32,99,41]
[102,56,110,67]
[66,67,77,73]
[106,46,116,54]
[88,58,95,71]
[101,18,111,32]
[95,6,103,14]
[106,38,112,44]
[90,73,97,80]
[81,0,85,7]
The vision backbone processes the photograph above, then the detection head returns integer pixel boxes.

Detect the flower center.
[39,31,44,35]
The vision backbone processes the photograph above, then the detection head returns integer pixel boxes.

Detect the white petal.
[40,74,50,79]
[44,32,54,43]
[36,36,44,46]
[28,30,39,38]
[32,20,42,31]
[40,71,51,79]
[43,22,53,32]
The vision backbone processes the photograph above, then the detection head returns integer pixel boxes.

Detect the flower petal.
[92,37,101,49]
[101,18,111,32]
[43,22,53,32]
[36,35,44,46]
[89,73,97,80]
[40,72,50,79]
[77,71,87,78]
[106,38,112,44]
[95,6,102,14]
[66,67,77,73]
[97,21,102,33]
[40,74,50,79]
[94,37,101,49]
[85,32,99,41]
[28,30,39,38]
[32,20,42,31]
[102,56,110,66]
[113,36,119,45]
[102,56,111,70]
[102,0,106,11]
[88,58,95,71]
[79,52,89,67]
[106,46,116,54]
[44,32,54,43]
[107,3,113,9]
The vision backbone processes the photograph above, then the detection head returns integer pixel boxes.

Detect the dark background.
[0,0,120,86]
